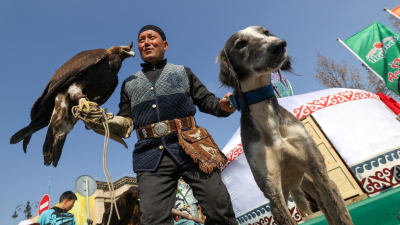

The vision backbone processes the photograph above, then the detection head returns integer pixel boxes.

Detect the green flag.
[344,22,400,95]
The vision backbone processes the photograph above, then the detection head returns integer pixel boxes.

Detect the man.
[117,25,238,225]
[37,191,77,225]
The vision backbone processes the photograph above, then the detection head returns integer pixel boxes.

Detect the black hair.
[59,191,77,203]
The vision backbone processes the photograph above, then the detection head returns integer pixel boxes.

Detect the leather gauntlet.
[81,115,133,148]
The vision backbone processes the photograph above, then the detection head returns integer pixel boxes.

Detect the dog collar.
[229,84,274,111]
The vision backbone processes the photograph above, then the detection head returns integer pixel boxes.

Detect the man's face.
[138,30,168,65]
[64,199,75,211]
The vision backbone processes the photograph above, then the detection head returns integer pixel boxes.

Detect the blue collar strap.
[229,84,274,111]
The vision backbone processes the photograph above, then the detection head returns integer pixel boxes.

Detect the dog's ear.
[281,54,294,73]
[217,49,240,92]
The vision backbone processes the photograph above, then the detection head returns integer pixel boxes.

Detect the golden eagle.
[10,42,135,167]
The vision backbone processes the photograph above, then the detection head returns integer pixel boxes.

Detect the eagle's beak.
[123,50,136,58]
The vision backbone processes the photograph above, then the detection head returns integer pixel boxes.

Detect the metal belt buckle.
[152,120,170,137]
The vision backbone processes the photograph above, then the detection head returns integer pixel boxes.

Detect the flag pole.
[384,7,400,21]
[46,177,51,196]
[336,37,385,83]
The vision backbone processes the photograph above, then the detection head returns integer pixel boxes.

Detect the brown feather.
[42,93,77,167]
[31,49,108,120]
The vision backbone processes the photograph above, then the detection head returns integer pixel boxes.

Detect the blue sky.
[1,1,398,224]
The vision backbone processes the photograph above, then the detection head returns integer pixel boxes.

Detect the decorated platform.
[302,187,400,225]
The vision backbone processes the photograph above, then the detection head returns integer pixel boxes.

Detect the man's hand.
[219,92,235,113]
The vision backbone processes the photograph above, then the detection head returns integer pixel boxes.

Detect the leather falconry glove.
[72,99,133,148]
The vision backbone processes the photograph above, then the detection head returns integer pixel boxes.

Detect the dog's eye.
[263,30,270,36]
[235,40,248,49]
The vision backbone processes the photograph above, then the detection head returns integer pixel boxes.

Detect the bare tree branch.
[389,15,400,32]
[314,52,400,100]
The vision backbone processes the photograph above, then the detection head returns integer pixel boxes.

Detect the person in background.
[37,191,77,225]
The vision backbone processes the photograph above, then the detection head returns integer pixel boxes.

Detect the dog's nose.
[268,39,287,54]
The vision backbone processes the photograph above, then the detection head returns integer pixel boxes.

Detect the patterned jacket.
[37,207,76,225]
[118,59,230,172]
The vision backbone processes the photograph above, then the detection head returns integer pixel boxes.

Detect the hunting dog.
[217,26,353,225]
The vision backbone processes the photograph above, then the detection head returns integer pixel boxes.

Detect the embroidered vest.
[123,63,196,172]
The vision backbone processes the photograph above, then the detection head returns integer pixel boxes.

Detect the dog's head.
[217,26,292,92]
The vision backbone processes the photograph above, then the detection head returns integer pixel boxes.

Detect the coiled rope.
[72,99,120,225]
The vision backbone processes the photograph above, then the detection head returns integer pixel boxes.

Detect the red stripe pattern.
[221,144,243,172]
[293,90,380,120]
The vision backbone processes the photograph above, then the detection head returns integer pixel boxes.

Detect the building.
[94,176,138,223]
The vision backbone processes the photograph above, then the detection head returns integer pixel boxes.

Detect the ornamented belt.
[136,116,195,140]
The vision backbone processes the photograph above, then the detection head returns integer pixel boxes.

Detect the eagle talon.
[78,98,91,113]
[84,100,91,113]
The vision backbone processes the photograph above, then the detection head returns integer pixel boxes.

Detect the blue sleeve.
[72,215,77,225]
[37,211,49,225]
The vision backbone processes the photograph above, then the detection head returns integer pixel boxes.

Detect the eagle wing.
[10,48,109,149]
[30,48,108,121]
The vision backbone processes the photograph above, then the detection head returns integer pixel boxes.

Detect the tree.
[313,52,397,99]
[389,15,400,32]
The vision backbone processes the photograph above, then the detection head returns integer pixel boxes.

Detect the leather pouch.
[174,117,227,174]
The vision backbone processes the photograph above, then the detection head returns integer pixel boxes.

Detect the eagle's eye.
[235,40,248,49]
[263,30,270,36]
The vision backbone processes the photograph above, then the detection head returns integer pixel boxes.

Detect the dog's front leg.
[244,143,298,225]
[271,152,298,225]
[265,163,298,225]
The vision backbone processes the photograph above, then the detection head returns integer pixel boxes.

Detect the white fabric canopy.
[312,98,400,166]
[276,88,400,166]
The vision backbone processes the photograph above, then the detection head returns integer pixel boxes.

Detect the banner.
[344,22,400,95]
[392,5,400,17]
[271,72,293,98]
